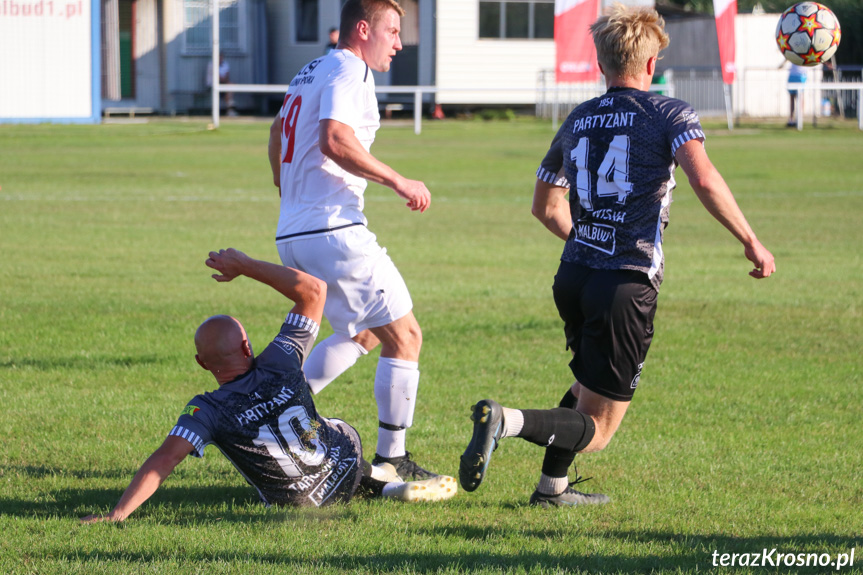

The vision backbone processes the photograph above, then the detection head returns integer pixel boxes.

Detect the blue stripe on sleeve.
[285,313,320,338]
[671,129,705,157]
[169,426,206,457]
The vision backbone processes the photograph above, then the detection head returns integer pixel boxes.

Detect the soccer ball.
[776,2,841,66]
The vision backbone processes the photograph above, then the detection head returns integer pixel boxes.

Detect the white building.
[0,0,810,121]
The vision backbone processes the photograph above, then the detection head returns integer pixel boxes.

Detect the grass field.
[0,116,861,574]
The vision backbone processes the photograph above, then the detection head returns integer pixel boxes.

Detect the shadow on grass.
[2,465,384,522]
[4,475,860,572]
[1,464,137,480]
[45,533,861,573]
[0,483,262,518]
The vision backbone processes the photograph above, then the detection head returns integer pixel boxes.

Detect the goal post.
[211,0,220,128]
[790,82,863,131]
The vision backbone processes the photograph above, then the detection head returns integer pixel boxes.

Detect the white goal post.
[789,82,863,131]
[210,0,220,126]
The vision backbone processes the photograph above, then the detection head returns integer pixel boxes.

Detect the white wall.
[734,12,825,118]
[434,0,661,106]
[435,0,555,105]
[0,0,96,120]
[433,5,824,117]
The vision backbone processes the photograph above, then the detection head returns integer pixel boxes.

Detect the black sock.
[541,446,577,478]
[518,407,595,453]
[541,388,582,477]
[559,388,578,410]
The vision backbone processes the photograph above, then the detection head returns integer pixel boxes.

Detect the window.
[296,0,319,43]
[505,2,529,38]
[479,0,554,40]
[183,0,243,53]
[479,2,501,38]
[533,2,554,39]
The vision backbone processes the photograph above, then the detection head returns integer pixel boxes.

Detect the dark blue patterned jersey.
[168,313,363,507]
[536,86,705,290]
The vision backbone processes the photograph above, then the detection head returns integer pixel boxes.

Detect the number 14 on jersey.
[570,135,633,211]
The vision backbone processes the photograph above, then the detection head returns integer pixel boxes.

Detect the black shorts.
[552,262,658,402]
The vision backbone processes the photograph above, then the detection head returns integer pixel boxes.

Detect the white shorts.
[276,225,413,337]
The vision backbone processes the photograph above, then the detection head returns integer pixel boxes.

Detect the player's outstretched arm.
[319,119,430,212]
[675,140,776,279]
[532,178,572,241]
[205,248,326,325]
[80,436,191,524]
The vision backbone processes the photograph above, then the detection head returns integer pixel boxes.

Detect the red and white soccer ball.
[776,2,841,66]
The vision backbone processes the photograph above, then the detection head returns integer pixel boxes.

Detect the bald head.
[195,315,253,383]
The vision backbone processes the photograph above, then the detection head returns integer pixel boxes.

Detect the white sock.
[381,482,406,498]
[374,357,419,458]
[369,462,401,483]
[501,407,523,438]
[303,333,367,394]
[376,428,406,459]
[537,474,569,496]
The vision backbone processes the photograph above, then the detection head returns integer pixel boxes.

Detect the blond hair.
[340,0,405,39]
[590,4,669,79]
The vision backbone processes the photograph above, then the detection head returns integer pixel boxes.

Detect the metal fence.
[826,69,861,118]
[536,66,862,122]
[214,67,862,131]
[535,67,725,119]
[663,68,727,115]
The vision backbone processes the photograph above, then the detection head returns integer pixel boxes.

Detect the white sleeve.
[319,64,369,130]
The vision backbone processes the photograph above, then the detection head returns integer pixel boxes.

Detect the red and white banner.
[555,0,600,83]
[713,0,737,84]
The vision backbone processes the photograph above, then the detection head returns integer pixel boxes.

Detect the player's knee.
[579,429,615,453]
[409,323,422,353]
[395,319,422,354]
[375,316,422,360]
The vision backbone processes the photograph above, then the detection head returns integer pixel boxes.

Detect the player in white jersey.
[80,248,457,524]
[267,0,435,480]
[458,5,775,507]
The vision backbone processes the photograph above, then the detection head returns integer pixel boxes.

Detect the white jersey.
[275,49,381,241]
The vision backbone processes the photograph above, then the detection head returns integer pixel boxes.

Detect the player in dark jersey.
[459,5,775,507]
[81,249,456,523]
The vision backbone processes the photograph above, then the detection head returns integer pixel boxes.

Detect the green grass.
[0,116,861,574]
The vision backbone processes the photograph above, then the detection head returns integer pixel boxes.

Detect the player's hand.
[394,178,431,213]
[206,248,249,282]
[745,241,775,279]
